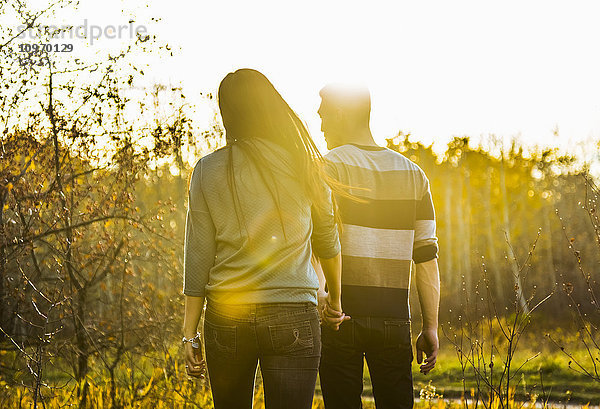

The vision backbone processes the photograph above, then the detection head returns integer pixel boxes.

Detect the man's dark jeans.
[319,316,414,409]
[204,301,321,409]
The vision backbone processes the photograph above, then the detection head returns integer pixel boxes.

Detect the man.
[316,84,441,409]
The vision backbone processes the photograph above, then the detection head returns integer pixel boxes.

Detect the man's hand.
[320,292,351,330]
[184,341,206,379]
[415,329,439,374]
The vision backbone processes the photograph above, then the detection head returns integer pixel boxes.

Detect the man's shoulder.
[324,144,355,160]
[325,144,424,174]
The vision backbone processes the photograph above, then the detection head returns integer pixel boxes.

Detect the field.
[2,328,599,409]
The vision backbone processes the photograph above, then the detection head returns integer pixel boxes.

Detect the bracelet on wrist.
[182,332,201,349]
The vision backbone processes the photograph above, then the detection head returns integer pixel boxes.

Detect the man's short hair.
[319,83,371,124]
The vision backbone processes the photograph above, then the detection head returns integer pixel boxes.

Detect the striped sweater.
[325,143,439,319]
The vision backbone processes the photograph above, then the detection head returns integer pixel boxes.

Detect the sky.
[13,0,600,161]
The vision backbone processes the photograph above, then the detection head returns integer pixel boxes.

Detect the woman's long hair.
[218,68,337,239]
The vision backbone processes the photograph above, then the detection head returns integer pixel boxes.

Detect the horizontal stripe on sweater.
[342,255,411,288]
[340,224,414,260]
[341,285,410,319]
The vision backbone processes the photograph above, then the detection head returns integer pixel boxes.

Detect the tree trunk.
[154,166,165,293]
[48,66,90,406]
[175,148,186,294]
[0,191,6,340]
[462,168,473,294]
[444,176,454,293]
[499,156,529,314]
[455,168,471,294]
[76,290,89,409]
[484,167,505,302]
[542,202,557,295]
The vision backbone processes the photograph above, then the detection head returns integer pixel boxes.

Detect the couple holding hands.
[182,68,440,409]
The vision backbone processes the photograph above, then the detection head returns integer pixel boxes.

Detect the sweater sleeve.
[311,178,341,260]
[183,160,216,296]
[412,172,439,264]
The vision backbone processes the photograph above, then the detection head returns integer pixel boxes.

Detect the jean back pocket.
[204,320,237,359]
[383,319,412,348]
[268,320,314,356]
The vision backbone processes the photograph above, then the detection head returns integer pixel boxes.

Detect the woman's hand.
[317,288,329,319]
[183,296,205,378]
[321,293,351,331]
[184,340,206,379]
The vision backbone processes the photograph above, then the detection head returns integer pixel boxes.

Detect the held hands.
[184,339,206,379]
[317,289,351,330]
[415,328,439,374]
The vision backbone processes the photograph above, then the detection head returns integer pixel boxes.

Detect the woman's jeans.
[204,301,321,409]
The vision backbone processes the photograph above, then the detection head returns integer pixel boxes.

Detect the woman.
[182,69,345,409]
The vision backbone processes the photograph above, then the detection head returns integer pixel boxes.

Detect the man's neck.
[345,127,377,147]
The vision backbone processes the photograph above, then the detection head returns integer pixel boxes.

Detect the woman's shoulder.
[197,146,229,168]
[188,146,230,186]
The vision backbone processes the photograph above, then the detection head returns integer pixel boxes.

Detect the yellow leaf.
[140,375,154,396]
